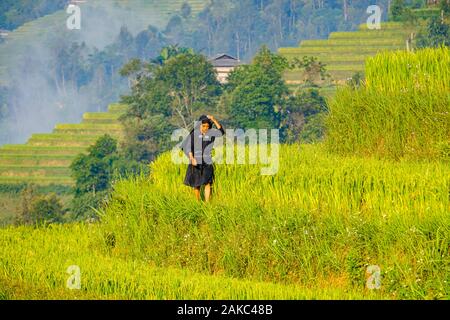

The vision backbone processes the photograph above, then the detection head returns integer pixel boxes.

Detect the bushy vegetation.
[69,134,147,221]
[15,184,66,226]
[417,16,450,48]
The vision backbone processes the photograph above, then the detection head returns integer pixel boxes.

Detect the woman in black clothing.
[181,114,225,202]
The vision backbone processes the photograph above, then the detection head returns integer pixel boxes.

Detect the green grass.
[108,103,129,114]
[329,31,412,40]
[82,112,122,124]
[54,124,123,130]
[326,48,450,161]
[29,134,107,141]
[279,46,405,54]
[357,22,407,31]
[365,47,450,93]
[300,39,406,47]
[2,142,448,299]
[278,22,414,82]
[0,177,74,185]
[0,166,71,177]
[0,222,384,299]
[0,145,88,155]
[93,143,448,300]
[0,155,76,167]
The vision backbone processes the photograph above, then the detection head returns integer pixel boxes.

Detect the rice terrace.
[0,0,449,305]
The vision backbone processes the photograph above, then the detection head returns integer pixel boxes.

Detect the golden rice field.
[326,48,450,161]
[1,143,448,300]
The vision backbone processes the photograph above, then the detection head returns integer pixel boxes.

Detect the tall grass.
[0,223,383,299]
[326,48,450,161]
[0,143,448,299]
[98,144,449,299]
[365,48,450,93]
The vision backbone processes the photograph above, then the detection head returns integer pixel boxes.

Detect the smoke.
[0,0,178,145]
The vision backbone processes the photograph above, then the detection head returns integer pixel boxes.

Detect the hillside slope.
[0,0,209,86]
[279,22,417,83]
[0,104,127,186]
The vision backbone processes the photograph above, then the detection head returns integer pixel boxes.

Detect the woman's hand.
[189,152,198,166]
[207,115,221,129]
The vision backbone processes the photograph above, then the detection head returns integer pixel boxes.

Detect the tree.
[70,135,117,196]
[156,52,221,129]
[69,134,146,220]
[17,184,66,226]
[390,0,406,21]
[290,56,330,86]
[120,49,222,163]
[226,46,290,130]
[440,0,450,15]
[282,89,328,143]
[152,45,194,65]
[417,16,450,47]
[181,2,192,18]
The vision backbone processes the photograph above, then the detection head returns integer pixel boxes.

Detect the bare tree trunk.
[343,0,349,22]
[61,70,67,97]
[235,32,240,60]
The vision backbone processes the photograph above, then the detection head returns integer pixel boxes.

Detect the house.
[0,29,9,38]
[209,54,240,84]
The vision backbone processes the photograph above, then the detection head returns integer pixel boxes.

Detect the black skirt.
[184,163,215,188]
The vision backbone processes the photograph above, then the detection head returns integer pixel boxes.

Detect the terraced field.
[279,22,418,83]
[0,104,128,186]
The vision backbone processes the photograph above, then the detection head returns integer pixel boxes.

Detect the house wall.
[214,66,236,84]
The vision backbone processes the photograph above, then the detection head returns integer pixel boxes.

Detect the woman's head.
[198,115,212,134]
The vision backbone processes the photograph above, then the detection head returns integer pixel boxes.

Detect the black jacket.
[181,126,225,166]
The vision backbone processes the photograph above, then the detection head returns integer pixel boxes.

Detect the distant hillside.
[279,22,417,83]
[0,0,67,31]
[0,0,209,86]
[0,104,127,186]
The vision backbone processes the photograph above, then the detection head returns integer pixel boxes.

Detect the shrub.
[16,185,66,226]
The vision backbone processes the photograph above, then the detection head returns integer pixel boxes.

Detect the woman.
[181,114,225,202]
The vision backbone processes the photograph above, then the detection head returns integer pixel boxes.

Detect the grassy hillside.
[279,22,417,83]
[0,103,127,186]
[0,222,384,300]
[0,0,209,85]
[0,143,448,299]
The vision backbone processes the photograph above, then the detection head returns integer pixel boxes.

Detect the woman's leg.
[193,187,201,201]
[204,183,212,202]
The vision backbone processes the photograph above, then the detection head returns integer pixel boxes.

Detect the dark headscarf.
[198,114,212,129]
